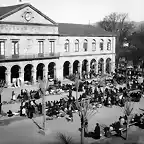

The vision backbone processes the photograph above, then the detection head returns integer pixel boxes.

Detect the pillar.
[19,68,24,86]
[69,64,72,75]
[54,65,56,79]
[32,67,37,84]
[78,62,82,79]
[5,69,11,87]
[96,62,98,74]
[43,67,48,81]
[86,62,90,73]
[103,62,105,74]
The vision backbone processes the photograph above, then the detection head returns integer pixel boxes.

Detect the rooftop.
[58,23,115,37]
[0,3,26,19]
[0,4,115,37]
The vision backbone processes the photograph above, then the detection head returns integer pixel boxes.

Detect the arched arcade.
[48,62,56,79]
[73,60,80,74]
[0,66,7,81]
[24,64,33,82]
[106,58,112,74]
[63,61,71,78]
[98,58,104,75]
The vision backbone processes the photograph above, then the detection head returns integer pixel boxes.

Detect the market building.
[0,3,116,86]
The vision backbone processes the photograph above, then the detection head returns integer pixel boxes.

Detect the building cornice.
[59,34,115,37]
[0,21,58,27]
[0,56,59,63]
[0,33,60,36]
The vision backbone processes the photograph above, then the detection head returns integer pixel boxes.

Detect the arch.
[92,39,96,51]
[98,58,104,74]
[83,39,88,51]
[82,59,88,73]
[48,62,56,79]
[64,39,69,52]
[106,58,112,74]
[0,66,7,81]
[24,64,33,82]
[73,60,80,74]
[107,39,111,50]
[90,59,96,71]
[36,63,45,80]
[63,61,70,78]
[75,39,79,52]
[11,65,20,83]
[100,39,104,51]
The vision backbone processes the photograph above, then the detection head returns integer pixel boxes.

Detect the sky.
[0,0,143,24]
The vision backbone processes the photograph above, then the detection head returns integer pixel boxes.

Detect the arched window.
[107,39,111,50]
[83,39,88,51]
[100,39,104,51]
[64,39,69,52]
[92,39,96,51]
[75,39,79,52]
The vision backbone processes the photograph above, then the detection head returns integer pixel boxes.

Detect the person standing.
[94,123,101,139]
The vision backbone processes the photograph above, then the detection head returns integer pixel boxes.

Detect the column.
[43,67,48,81]
[96,62,98,74]
[32,67,37,84]
[5,69,11,87]
[103,62,106,74]
[86,62,90,73]
[69,64,72,75]
[78,63,82,79]
[54,65,56,79]
[19,69,24,86]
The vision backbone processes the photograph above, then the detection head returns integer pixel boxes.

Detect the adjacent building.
[0,3,116,86]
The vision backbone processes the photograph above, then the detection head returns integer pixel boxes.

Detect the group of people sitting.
[104,112,144,138]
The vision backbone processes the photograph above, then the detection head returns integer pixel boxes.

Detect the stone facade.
[0,3,116,86]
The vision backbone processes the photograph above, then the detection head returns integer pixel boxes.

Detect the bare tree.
[137,23,144,33]
[123,99,134,140]
[99,12,135,61]
[75,97,97,144]
[0,80,5,115]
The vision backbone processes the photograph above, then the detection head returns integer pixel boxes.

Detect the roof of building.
[0,3,56,24]
[58,23,115,37]
[0,3,115,37]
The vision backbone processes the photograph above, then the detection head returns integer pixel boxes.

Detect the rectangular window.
[64,43,69,52]
[0,41,5,55]
[75,43,79,52]
[100,43,103,51]
[12,41,19,55]
[49,41,55,53]
[83,43,87,51]
[92,43,96,51]
[38,41,44,53]
[107,42,111,50]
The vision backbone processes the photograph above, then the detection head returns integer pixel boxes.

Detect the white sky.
[0,0,143,24]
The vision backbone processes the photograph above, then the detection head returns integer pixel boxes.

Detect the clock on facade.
[24,12,32,21]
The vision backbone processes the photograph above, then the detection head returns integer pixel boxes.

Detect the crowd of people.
[5,67,144,140]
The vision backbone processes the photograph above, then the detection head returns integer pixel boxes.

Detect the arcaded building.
[0,3,116,86]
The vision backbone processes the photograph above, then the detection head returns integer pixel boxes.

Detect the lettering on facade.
[0,24,57,34]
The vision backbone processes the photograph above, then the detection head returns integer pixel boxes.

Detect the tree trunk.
[81,123,85,144]
[0,94,1,114]
[126,120,129,140]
